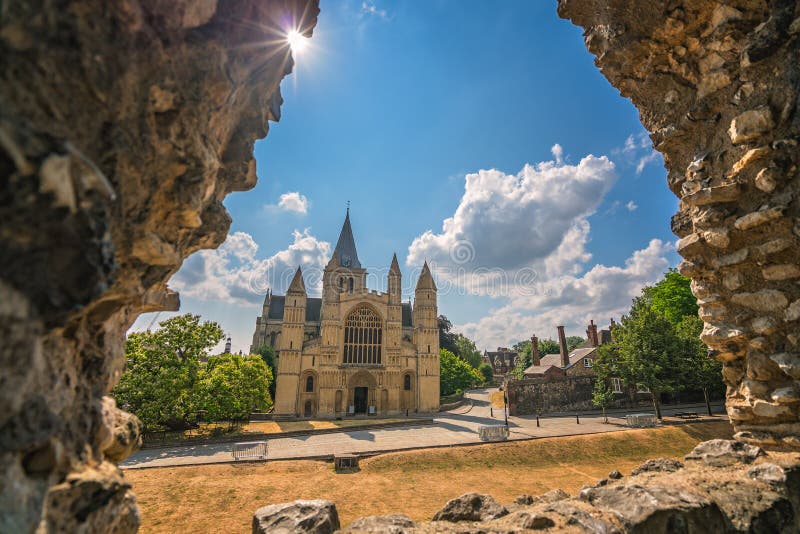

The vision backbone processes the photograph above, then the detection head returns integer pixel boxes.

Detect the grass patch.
[127,421,731,533]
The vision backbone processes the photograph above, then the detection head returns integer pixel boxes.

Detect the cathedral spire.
[415,261,437,291]
[287,266,306,294]
[389,252,400,274]
[333,207,361,269]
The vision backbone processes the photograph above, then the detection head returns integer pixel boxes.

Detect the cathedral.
[249,210,440,419]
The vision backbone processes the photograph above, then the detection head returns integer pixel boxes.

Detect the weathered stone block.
[252,500,340,534]
[731,290,789,312]
[432,493,508,522]
[729,108,774,145]
[685,439,764,466]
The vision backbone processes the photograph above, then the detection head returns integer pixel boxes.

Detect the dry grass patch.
[127,421,731,533]
[243,418,408,434]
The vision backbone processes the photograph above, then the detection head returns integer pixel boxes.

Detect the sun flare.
[287,30,308,55]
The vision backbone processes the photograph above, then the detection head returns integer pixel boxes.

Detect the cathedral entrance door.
[354,387,368,414]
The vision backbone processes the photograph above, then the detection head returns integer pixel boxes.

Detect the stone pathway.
[121,389,724,469]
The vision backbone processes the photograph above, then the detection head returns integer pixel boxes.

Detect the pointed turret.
[333,208,361,268]
[287,266,306,294]
[415,261,437,291]
[388,253,402,305]
[224,335,232,354]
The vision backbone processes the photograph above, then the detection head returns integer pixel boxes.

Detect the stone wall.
[558,0,800,449]
[506,376,595,415]
[0,1,319,531]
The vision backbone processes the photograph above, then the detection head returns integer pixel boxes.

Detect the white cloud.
[626,200,638,212]
[405,144,673,350]
[170,229,331,305]
[459,239,673,350]
[266,192,309,214]
[618,132,661,176]
[361,1,388,19]
[407,149,617,273]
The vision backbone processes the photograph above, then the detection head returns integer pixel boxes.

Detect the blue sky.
[132,0,679,352]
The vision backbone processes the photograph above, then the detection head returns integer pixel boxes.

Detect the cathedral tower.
[274,267,307,416]
[414,261,440,411]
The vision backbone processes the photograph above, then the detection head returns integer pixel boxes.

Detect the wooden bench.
[674,412,699,419]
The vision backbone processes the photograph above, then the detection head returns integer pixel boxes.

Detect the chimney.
[530,335,540,366]
[610,317,616,328]
[557,326,569,368]
[587,320,599,347]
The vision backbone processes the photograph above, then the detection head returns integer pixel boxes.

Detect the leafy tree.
[453,334,482,368]
[677,315,723,415]
[644,269,698,326]
[592,380,616,424]
[611,297,691,418]
[197,354,273,421]
[113,314,224,430]
[538,338,561,355]
[254,344,278,400]
[478,362,494,384]
[440,349,483,396]
[566,336,585,351]
[438,315,459,355]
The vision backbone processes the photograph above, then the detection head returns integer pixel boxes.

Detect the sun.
[287,30,308,55]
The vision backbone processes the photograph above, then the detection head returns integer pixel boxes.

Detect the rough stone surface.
[685,439,764,466]
[253,500,339,534]
[630,458,684,476]
[0,1,319,531]
[341,514,415,533]
[557,0,800,449]
[264,444,799,533]
[432,493,508,522]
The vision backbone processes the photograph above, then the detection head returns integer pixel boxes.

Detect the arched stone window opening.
[404,374,412,391]
[343,306,383,365]
[348,277,354,293]
[306,375,314,392]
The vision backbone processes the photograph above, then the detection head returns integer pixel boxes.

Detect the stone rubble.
[256,440,799,533]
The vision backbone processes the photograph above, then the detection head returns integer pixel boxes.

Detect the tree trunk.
[602,406,607,424]
[703,388,712,416]
[652,391,662,419]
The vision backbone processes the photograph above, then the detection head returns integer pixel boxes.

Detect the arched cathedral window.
[306,375,314,392]
[343,306,382,365]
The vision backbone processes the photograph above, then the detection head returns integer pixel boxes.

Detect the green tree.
[197,354,273,421]
[438,315,459,355]
[611,297,691,419]
[453,334,482,368]
[440,349,483,396]
[592,380,616,423]
[478,362,494,384]
[113,314,224,430]
[538,338,561,355]
[254,344,278,400]
[566,336,585,351]
[677,315,723,415]
[644,269,698,326]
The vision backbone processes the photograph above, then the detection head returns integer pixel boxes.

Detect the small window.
[349,277,354,293]
[404,374,412,391]
[306,376,314,393]
[339,277,344,290]
[611,378,623,393]
[584,358,593,368]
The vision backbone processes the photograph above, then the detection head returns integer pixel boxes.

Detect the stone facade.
[506,376,596,416]
[251,211,440,418]
[558,0,800,449]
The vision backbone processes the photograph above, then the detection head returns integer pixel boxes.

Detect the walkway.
[121,389,724,469]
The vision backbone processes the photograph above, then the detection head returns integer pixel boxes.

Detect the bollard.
[406,409,409,417]
[576,413,580,424]
[536,415,540,427]
[490,407,493,417]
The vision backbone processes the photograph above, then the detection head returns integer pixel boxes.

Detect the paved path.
[121,390,724,469]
